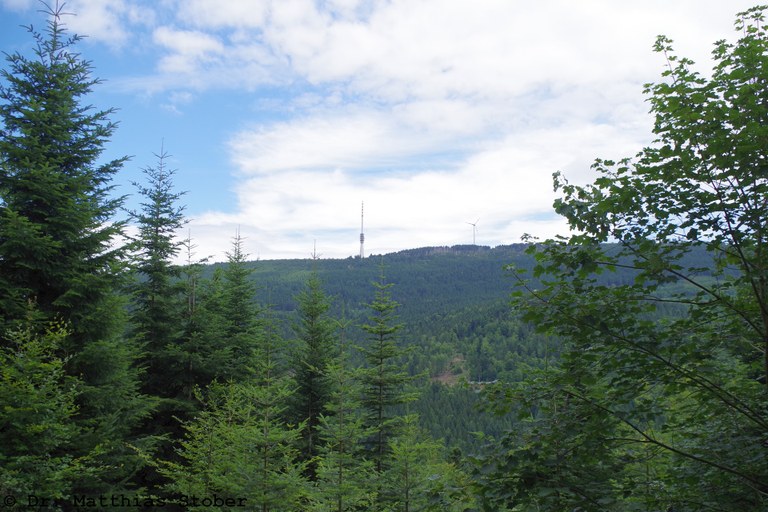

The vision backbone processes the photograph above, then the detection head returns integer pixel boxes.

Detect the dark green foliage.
[289,272,337,475]
[166,231,261,394]
[478,7,768,510]
[416,383,513,452]
[129,147,187,392]
[168,237,224,405]
[0,3,127,346]
[164,285,309,510]
[312,323,377,510]
[127,148,190,491]
[206,246,571,452]
[0,3,150,495]
[381,414,477,512]
[165,232,262,400]
[219,231,261,379]
[359,268,416,473]
[136,230,265,493]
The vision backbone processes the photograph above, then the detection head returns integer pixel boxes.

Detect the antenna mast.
[359,201,365,259]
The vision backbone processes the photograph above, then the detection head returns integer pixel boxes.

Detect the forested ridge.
[2,2,768,511]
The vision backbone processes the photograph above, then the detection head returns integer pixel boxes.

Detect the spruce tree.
[0,3,150,494]
[312,319,377,511]
[158,231,259,413]
[381,415,476,512]
[162,380,310,511]
[290,271,337,476]
[128,148,189,490]
[0,3,127,339]
[173,233,220,403]
[129,147,186,395]
[219,230,260,379]
[358,268,415,473]
[0,316,85,504]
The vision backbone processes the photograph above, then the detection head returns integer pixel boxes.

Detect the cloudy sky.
[0,1,758,260]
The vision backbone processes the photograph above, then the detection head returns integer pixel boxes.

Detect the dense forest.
[1,2,768,511]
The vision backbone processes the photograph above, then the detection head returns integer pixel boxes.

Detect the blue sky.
[0,0,757,260]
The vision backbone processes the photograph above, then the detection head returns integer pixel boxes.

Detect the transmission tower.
[359,201,365,259]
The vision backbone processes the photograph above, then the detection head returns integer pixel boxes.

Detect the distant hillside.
[232,243,531,317]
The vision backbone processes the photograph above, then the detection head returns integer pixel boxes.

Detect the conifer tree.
[358,268,415,473]
[163,381,310,511]
[160,231,258,411]
[381,415,476,512]
[312,319,377,510]
[172,234,220,403]
[219,230,260,379]
[0,3,149,494]
[164,277,309,510]
[127,148,190,491]
[290,271,337,475]
[129,147,186,395]
[0,316,87,503]
[0,2,127,342]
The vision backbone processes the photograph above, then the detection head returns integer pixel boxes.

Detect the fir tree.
[0,316,87,504]
[290,271,337,476]
[0,3,150,494]
[129,146,186,395]
[312,318,377,511]
[219,230,260,380]
[358,267,415,474]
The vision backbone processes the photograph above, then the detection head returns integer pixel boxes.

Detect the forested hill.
[210,241,711,384]
[214,244,534,379]
[233,242,711,318]
[231,244,529,319]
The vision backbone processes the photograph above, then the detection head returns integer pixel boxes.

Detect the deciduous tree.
[481,7,768,510]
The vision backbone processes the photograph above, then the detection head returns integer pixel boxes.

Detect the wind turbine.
[466,218,479,245]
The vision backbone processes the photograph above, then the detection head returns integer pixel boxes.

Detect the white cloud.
[172,0,752,259]
[153,26,224,72]
[4,0,756,260]
[229,104,480,175]
[100,1,750,102]
[61,0,158,48]
[178,0,270,28]
[185,107,651,260]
